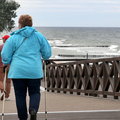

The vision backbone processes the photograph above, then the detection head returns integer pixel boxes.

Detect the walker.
[1,68,7,120]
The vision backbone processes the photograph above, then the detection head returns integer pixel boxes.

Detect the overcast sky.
[14,0,120,27]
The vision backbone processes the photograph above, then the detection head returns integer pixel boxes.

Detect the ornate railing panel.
[46,57,120,99]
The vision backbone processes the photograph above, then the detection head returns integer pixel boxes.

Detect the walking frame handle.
[44,60,48,120]
[1,67,7,120]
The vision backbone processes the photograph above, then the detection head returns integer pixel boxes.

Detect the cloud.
[15,0,120,13]
[14,0,120,27]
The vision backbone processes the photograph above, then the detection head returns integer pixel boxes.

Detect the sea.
[36,27,120,59]
[1,27,120,59]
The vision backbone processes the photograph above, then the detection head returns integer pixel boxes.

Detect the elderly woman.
[1,15,51,120]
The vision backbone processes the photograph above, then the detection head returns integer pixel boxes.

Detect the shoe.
[30,109,37,120]
[5,97,10,101]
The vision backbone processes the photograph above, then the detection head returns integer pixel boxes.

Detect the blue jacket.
[1,26,51,79]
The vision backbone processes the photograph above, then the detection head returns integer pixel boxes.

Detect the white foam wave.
[48,38,66,47]
[51,44,120,59]
[109,45,118,51]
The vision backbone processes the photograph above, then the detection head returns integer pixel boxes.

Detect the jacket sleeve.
[38,33,52,60]
[1,37,14,65]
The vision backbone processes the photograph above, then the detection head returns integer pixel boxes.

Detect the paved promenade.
[1,111,120,120]
[0,84,120,120]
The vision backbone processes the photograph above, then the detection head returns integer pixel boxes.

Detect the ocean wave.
[58,54,120,58]
[48,38,66,47]
[51,44,120,59]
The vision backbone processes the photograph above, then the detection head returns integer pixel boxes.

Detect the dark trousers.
[12,79,41,120]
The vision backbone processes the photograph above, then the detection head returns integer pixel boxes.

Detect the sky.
[14,0,120,27]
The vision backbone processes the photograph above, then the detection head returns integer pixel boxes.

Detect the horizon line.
[14,26,120,28]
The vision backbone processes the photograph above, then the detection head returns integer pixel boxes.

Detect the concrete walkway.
[1,111,120,120]
[0,85,120,120]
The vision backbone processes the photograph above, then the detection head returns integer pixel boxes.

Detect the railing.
[45,57,120,99]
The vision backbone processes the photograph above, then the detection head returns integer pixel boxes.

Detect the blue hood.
[11,26,36,38]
